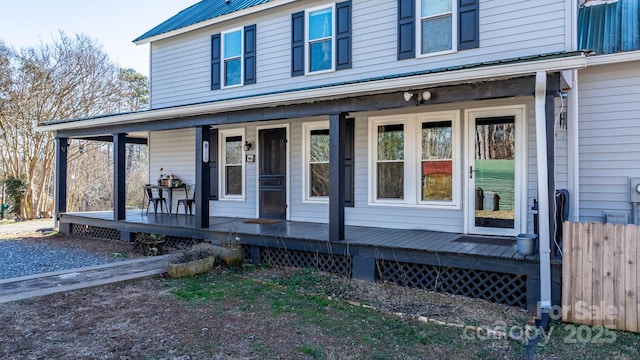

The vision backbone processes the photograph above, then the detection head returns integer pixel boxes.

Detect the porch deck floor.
[62,210,534,261]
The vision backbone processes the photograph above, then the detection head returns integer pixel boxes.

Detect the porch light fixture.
[244,141,253,151]
[403,90,432,103]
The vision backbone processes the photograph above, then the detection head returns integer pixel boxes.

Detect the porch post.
[329,113,346,241]
[54,137,68,226]
[535,71,552,313]
[545,74,558,257]
[113,133,126,221]
[195,126,210,228]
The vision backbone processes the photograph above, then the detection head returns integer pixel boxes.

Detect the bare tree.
[0,32,149,218]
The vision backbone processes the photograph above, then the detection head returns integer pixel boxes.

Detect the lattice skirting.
[71,224,121,240]
[377,260,527,308]
[255,247,352,277]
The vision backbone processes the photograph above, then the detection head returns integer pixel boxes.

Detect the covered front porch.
[58,210,560,312]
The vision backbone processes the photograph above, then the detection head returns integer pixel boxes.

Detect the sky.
[0,0,199,77]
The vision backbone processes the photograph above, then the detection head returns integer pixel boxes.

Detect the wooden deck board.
[59,210,534,262]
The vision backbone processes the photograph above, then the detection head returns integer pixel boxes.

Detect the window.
[370,112,459,206]
[397,0,479,60]
[308,6,334,72]
[211,25,256,90]
[223,29,243,87]
[220,129,244,199]
[291,1,351,76]
[419,0,453,54]
[310,129,330,197]
[302,120,355,205]
[421,121,452,201]
[377,124,405,199]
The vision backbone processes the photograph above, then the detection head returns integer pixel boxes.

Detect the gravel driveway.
[0,220,131,280]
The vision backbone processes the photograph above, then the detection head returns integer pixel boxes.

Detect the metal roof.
[40,51,585,129]
[578,0,640,54]
[133,0,272,43]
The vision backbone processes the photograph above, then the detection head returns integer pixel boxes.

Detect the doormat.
[243,219,281,224]
[453,236,515,246]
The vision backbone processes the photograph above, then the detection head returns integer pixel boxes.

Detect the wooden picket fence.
[562,222,640,332]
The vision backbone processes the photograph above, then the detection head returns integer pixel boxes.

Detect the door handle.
[469,166,474,179]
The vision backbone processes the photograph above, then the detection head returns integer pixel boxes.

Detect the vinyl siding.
[149,129,196,212]
[148,97,541,233]
[149,0,567,109]
[577,61,640,223]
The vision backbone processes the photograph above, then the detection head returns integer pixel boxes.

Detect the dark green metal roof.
[578,0,640,54]
[41,51,583,127]
[133,0,272,42]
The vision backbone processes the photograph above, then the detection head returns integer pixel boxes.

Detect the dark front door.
[259,127,287,219]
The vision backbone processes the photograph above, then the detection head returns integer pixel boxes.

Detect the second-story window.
[419,0,453,55]
[291,1,351,77]
[223,29,243,87]
[397,0,479,60]
[211,25,256,90]
[308,6,334,73]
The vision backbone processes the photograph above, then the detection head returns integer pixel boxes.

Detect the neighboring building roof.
[578,0,640,54]
[133,0,272,43]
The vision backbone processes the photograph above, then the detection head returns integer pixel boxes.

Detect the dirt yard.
[0,222,534,359]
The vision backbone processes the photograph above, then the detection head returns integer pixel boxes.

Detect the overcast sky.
[0,0,199,76]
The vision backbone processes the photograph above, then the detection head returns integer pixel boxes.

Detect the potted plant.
[221,234,245,267]
[166,247,217,278]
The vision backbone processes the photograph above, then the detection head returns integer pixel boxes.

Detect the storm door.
[258,127,287,219]
[467,109,524,236]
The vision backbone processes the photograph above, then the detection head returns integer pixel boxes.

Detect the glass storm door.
[468,114,521,235]
[259,128,287,219]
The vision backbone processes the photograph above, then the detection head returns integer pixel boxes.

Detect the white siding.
[149,129,196,212]
[149,0,567,108]
[577,61,640,223]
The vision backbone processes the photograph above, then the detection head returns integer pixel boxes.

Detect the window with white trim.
[220,129,244,199]
[303,122,330,201]
[370,111,460,206]
[222,28,243,87]
[419,0,455,55]
[376,124,405,200]
[307,5,335,73]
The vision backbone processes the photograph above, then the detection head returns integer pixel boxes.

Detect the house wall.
[148,0,568,109]
[149,97,541,234]
[577,60,640,224]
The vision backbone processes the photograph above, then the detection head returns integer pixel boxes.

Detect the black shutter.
[458,0,479,50]
[244,24,256,85]
[344,118,355,207]
[291,11,305,77]
[335,0,352,70]
[211,34,221,90]
[397,0,415,60]
[209,129,219,200]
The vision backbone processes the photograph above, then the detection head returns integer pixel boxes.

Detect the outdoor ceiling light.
[403,90,432,103]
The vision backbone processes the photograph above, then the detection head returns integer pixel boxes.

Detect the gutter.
[38,55,587,132]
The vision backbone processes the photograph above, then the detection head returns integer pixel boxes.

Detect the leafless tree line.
[0,32,149,219]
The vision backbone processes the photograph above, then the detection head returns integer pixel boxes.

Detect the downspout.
[535,71,552,313]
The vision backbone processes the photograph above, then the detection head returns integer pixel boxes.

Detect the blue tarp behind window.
[578,0,640,54]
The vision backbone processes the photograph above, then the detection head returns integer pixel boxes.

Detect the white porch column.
[535,71,552,311]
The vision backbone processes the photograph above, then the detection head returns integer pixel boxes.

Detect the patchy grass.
[160,265,640,359]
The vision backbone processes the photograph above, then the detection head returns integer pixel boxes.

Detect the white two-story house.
[41,0,599,311]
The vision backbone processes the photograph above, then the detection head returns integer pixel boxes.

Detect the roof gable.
[133,0,272,43]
